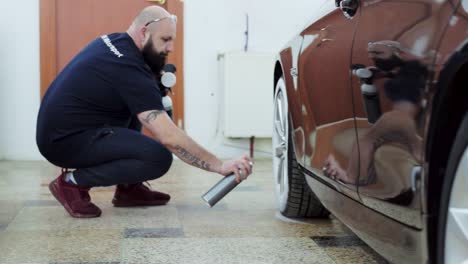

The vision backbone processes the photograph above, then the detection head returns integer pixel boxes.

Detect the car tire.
[437,112,468,264]
[273,77,329,218]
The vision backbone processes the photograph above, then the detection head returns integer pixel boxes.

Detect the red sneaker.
[112,183,170,207]
[49,173,102,218]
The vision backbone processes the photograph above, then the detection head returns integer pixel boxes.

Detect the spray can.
[202,162,253,207]
[160,64,177,120]
[352,65,382,124]
[360,83,382,124]
[162,96,173,120]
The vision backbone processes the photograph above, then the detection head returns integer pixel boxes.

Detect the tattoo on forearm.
[143,110,165,124]
[175,145,211,170]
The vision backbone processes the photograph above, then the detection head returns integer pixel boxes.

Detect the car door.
[298,0,361,199]
[350,0,455,228]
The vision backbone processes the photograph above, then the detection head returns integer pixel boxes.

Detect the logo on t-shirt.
[101,35,124,58]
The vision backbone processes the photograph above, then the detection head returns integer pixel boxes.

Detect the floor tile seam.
[2,202,26,231]
[120,236,325,244]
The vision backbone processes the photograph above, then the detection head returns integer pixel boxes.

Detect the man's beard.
[373,54,404,72]
[142,38,167,74]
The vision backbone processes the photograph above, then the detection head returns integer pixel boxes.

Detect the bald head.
[132,6,171,27]
[126,5,176,74]
[127,5,176,52]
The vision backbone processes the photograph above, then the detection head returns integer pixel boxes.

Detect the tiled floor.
[0,159,388,264]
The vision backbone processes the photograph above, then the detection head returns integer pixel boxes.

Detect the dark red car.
[272,1,468,263]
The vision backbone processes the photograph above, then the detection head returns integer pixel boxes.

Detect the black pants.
[39,119,173,187]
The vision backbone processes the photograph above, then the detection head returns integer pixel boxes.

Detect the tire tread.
[281,125,329,218]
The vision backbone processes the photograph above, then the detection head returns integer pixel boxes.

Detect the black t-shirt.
[37,33,163,145]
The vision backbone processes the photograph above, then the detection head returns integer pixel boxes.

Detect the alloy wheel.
[445,146,468,263]
[273,78,289,212]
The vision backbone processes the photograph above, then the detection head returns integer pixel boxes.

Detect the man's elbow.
[138,110,179,148]
[151,125,181,149]
[158,133,176,148]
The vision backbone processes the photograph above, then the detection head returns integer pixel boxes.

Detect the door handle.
[411,166,422,192]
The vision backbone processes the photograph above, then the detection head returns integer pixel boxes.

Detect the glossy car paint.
[305,174,424,263]
[276,0,467,262]
[350,0,456,229]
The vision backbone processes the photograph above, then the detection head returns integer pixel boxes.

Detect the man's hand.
[138,110,253,179]
[220,155,254,183]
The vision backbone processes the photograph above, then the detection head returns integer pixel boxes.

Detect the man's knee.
[158,148,173,175]
[143,147,173,181]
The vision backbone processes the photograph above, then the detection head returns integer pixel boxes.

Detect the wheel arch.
[273,59,303,156]
[274,60,284,94]
[426,49,468,261]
